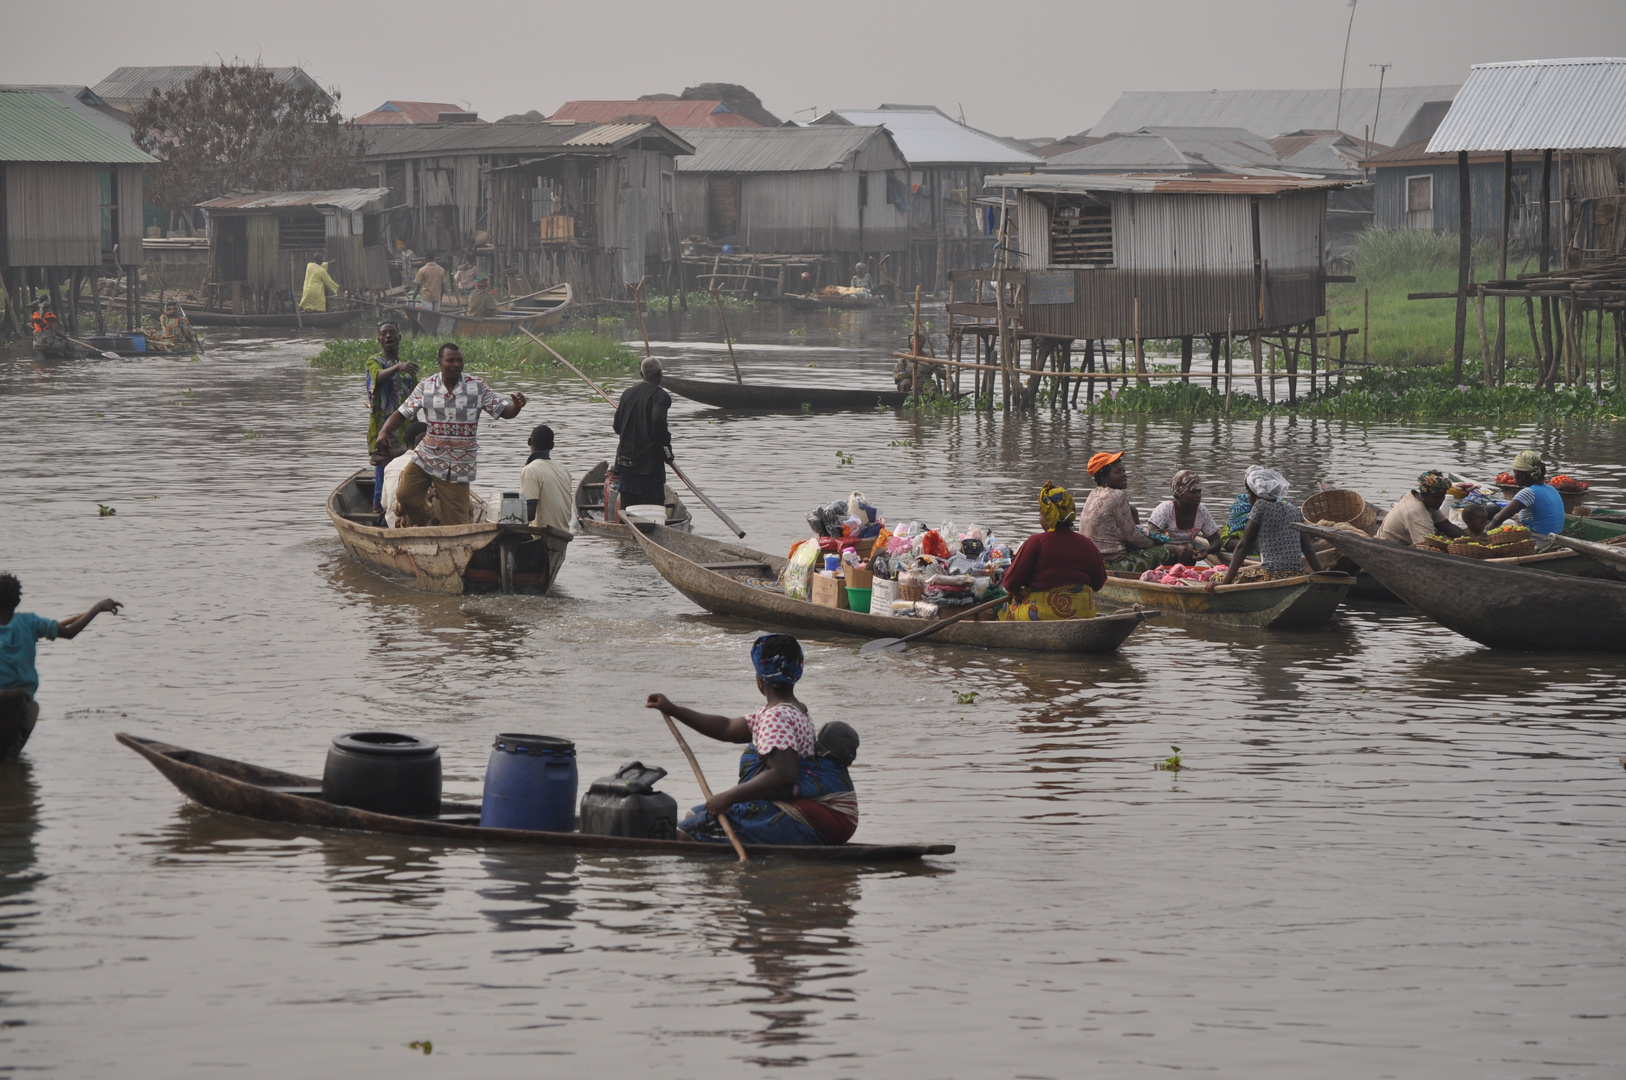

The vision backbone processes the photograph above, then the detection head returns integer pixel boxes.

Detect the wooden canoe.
[1095,570,1354,629]
[327,470,571,595]
[1547,532,1626,575]
[116,733,954,863]
[398,284,571,338]
[1296,522,1626,651]
[662,375,911,412]
[574,460,692,538]
[776,292,879,311]
[629,522,1153,654]
[149,304,365,329]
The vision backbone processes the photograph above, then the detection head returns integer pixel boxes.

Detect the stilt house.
[0,90,153,331]
[362,119,693,300]
[195,188,393,312]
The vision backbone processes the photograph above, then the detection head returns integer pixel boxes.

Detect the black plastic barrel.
[480,734,578,831]
[321,732,442,817]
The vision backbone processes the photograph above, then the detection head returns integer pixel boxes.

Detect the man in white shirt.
[519,424,573,532]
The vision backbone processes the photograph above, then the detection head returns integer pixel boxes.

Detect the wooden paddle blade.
[858,637,905,653]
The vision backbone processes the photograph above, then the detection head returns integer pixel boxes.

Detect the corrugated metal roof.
[1087,86,1460,145]
[1363,137,1547,167]
[549,100,758,128]
[0,84,136,144]
[672,125,892,172]
[1045,127,1284,173]
[984,172,1353,196]
[0,91,155,164]
[362,119,692,157]
[818,106,1039,166]
[355,101,476,125]
[91,65,330,106]
[1426,58,1626,152]
[196,188,391,212]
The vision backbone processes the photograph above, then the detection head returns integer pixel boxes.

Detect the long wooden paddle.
[658,710,749,862]
[860,593,1009,653]
[64,335,121,360]
[519,324,746,537]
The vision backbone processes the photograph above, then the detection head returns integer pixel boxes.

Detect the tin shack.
[0,89,153,331]
[195,188,392,312]
[362,119,693,301]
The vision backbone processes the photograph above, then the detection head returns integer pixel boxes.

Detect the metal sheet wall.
[1016,193,1050,268]
[1257,191,1324,272]
[742,172,840,251]
[1020,268,1324,339]
[116,165,145,265]
[1114,193,1252,272]
[3,163,99,267]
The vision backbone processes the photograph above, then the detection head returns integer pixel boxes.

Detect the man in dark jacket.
[611,357,673,515]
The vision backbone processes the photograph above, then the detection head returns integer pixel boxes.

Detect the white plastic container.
[621,504,668,529]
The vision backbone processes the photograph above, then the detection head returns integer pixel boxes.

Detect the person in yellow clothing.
[299,261,340,312]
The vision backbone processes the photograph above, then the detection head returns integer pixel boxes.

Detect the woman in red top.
[998,483,1107,621]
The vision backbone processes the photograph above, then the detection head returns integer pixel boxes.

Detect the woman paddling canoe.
[645,634,859,846]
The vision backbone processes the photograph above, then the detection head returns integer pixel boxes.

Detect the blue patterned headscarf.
[751,634,804,686]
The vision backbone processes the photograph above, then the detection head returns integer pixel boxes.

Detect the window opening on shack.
[1047,194,1113,267]
[1405,174,1434,231]
[278,212,326,249]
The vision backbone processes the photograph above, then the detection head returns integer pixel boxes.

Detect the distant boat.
[775,291,879,311]
[662,375,910,412]
[396,283,572,338]
[327,470,571,595]
[143,300,365,329]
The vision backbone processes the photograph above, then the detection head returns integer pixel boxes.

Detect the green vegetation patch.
[308,330,640,377]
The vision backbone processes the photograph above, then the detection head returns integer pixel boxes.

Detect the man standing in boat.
[610,357,673,519]
[376,343,527,527]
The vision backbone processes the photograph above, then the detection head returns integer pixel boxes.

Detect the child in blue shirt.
[1,573,122,758]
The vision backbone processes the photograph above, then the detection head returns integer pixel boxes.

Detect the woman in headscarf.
[1487,450,1565,535]
[645,635,858,846]
[997,483,1108,621]
[1375,470,1464,547]
[1077,451,1164,573]
[1213,466,1324,585]
[1148,470,1222,564]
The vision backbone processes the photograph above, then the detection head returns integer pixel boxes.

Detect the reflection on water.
[3,313,1625,1076]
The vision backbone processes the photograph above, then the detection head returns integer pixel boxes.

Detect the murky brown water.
[2,307,1623,1077]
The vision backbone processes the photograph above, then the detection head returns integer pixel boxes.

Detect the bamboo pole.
[709,285,742,385]
[628,278,651,359]
[1224,315,1234,418]
[1477,290,1492,387]
[658,711,748,863]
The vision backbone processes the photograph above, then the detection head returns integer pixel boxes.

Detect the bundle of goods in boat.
[1138,564,1223,586]
[1550,475,1589,493]
[1448,524,1536,559]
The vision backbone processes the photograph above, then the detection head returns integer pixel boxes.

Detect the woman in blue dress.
[1487,451,1565,535]
[645,635,859,846]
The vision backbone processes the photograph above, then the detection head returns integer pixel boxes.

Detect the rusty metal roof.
[196,188,391,212]
[983,172,1354,196]
[1426,58,1626,152]
[356,101,477,125]
[0,90,154,164]
[362,119,692,158]
[672,125,897,172]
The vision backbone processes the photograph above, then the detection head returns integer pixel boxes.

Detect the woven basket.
[1483,527,1532,547]
[1451,538,1536,559]
[896,581,924,603]
[1303,489,1367,526]
[1421,535,1452,551]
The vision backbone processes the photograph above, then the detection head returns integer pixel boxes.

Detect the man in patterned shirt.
[376,342,527,527]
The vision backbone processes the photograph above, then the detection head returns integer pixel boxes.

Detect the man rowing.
[376,342,526,527]
[610,356,673,520]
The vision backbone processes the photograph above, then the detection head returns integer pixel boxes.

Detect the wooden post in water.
[1496,151,1512,383]
[1539,149,1555,385]
[1133,297,1146,386]
[1477,289,1491,387]
[1180,336,1192,385]
[1363,288,1369,364]
[1452,150,1471,383]
[1224,314,1234,418]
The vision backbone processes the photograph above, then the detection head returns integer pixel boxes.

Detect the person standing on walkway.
[376,343,527,527]
[414,258,450,313]
[610,357,673,517]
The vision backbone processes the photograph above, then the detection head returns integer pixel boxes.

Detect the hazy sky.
[7,0,1623,137]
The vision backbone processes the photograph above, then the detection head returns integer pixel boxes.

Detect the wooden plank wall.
[2,163,99,266]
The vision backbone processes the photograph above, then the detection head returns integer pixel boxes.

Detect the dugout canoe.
[574,460,692,538]
[629,522,1153,654]
[116,733,953,863]
[1547,533,1626,576]
[327,470,571,595]
[775,292,879,311]
[397,284,571,338]
[147,303,364,329]
[662,375,910,412]
[1095,570,1354,629]
[1296,522,1626,651]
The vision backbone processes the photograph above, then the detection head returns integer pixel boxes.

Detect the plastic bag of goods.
[924,573,976,605]
[846,491,880,526]
[780,538,823,600]
[921,530,952,559]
